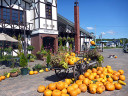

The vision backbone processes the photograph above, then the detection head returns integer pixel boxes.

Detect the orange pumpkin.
[52,90,61,96]
[79,75,85,80]
[88,75,94,80]
[100,85,105,91]
[65,79,71,85]
[67,86,74,93]
[37,85,45,93]
[118,70,124,75]
[92,68,97,73]
[1,76,5,80]
[33,71,38,74]
[90,41,95,45]
[56,81,65,90]
[119,75,125,81]
[83,78,90,86]
[107,78,113,83]
[114,83,122,90]
[89,87,96,94]
[64,82,68,88]
[72,83,78,89]
[113,72,120,77]
[98,67,104,72]
[29,71,34,75]
[0,77,2,82]
[89,84,97,89]
[95,75,100,79]
[78,84,87,92]
[48,83,56,91]
[99,74,105,78]
[75,80,83,86]
[114,56,117,58]
[97,71,102,75]
[75,88,81,95]
[61,94,69,96]
[96,87,103,94]
[45,68,49,72]
[96,82,103,87]
[68,59,75,65]
[105,83,115,91]
[84,72,90,78]
[61,88,67,94]
[44,89,52,96]
[87,69,92,73]
[112,75,118,81]
[70,90,78,96]
[70,52,76,56]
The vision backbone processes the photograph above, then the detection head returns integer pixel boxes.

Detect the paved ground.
[0,48,128,96]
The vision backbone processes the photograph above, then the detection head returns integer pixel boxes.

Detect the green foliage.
[19,53,28,68]
[27,45,34,51]
[30,58,35,62]
[47,50,51,64]
[32,64,43,71]
[71,38,74,42]
[18,35,23,56]
[4,72,8,77]
[97,55,104,64]
[27,54,36,59]
[41,50,47,56]
[63,37,67,41]
[36,51,41,55]
[69,44,72,52]
[58,37,62,46]
[50,55,61,67]
[67,37,71,42]
[10,68,18,73]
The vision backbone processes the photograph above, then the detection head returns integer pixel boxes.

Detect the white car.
[123,43,128,53]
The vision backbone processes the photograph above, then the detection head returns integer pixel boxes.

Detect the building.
[0,0,94,55]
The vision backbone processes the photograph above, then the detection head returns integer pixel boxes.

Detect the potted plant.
[19,53,28,75]
[36,51,43,60]
[10,68,18,77]
[32,64,43,71]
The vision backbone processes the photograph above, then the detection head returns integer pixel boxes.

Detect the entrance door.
[43,37,55,52]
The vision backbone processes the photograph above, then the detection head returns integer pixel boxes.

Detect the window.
[0,6,24,25]
[46,4,52,20]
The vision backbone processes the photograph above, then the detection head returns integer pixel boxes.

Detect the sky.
[57,0,128,39]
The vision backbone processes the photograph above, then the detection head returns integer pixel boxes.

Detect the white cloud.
[101,32,106,35]
[107,30,116,34]
[86,27,94,30]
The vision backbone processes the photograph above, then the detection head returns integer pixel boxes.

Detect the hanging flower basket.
[63,37,67,41]
[71,38,74,42]
[67,37,71,42]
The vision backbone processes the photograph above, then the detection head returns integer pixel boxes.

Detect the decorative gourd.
[37,85,45,93]
[29,71,34,75]
[1,76,6,80]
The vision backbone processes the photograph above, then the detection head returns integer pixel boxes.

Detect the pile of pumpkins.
[65,52,89,65]
[37,65,126,96]
[29,68,49,75]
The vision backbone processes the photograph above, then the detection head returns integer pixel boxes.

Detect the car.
[123,43,128,53]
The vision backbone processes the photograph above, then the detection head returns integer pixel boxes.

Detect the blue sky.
[57,0,128,39]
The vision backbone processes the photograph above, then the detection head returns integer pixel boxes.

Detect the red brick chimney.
[74,0,80,53]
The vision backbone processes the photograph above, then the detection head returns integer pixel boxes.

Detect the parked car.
[123,43,128,53]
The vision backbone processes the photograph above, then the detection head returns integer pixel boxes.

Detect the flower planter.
[21,68,29,75]
[10,72,18,77]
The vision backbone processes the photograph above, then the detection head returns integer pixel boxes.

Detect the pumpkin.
[33,71,38,74]
[44,89,52,96]
[113,72,120,77]
[87,69,92,73]
[118,70,124,75]
[99,74,105,78]
[61,88,67,94]
[79,75,85,80]
[1,76,5,80]
[96,82,103,87]
[89,87,96,94]
[70,52,76,56]
[100,85,105,91]
[0,77,2,82]
[98,67,104,72]
[29,71,34,75]
[88,75,94,80]
[67,86,74,93]
[90,41,95,45]
[78,84,87,92]
[75,80,83,86]
[84,72,90,78]
[95,75,100,79]
[92,68,97,73]
[96,87,103,94]
[105,83,115,91]
[70,90,78,96]
[107,78,113,83]
[45,68,49,72]
[75,88,81,94]
[112,75,118,81]
[48,83,56,91]
[114,83,122,90]
[68,59,75,65]
[89,84,97,89]
[65,79,71,85]
[97,71,102,75]
[106,65,111,69]
[52,90,61,96]
[64,82,68,88]
[119,75,125,81]
[114,56,117,58]
[56,81,65,90]
[72,83,78,89]
[61,94,69,96]
[83,78,90,86]
[37,85,45,93]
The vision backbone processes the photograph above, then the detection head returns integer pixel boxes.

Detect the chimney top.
[74,0,79,6]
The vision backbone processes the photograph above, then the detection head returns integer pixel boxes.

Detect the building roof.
[57,14,95,39]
